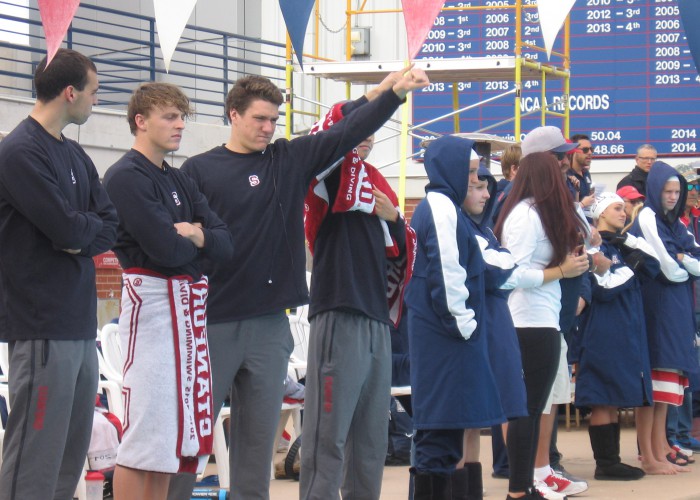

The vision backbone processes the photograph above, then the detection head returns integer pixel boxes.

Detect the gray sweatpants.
[0,339,98,500]
[299,310,391,500]
[167,312,293,500]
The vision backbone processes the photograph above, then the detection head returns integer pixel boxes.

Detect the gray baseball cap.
[521,126,579,157]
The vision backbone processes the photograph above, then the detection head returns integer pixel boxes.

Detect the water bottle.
[191,488,227,499]
[84,471,104,500]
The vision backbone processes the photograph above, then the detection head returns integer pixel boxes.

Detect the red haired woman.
[494,152,590,500]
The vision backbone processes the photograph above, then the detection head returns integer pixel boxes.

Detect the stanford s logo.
[249,175,260,187]
[172,191,181,206]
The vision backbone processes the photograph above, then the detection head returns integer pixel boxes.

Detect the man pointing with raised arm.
[167,66,429,500]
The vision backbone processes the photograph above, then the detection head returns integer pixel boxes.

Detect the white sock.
[534,465,551,481]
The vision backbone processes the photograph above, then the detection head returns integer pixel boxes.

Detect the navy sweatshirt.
[309,164,406,324]
[182,89,404,323]
[0,117,118,341]
[103,149,233,279]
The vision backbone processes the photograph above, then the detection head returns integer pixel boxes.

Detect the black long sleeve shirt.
[182,89,403,323]
[0,117,118,340]
[103,149,233,279]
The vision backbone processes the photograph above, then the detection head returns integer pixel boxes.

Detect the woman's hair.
[622,202,644,234]
[494,152,586,266]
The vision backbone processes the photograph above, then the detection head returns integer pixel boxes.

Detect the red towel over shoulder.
[304,102,416,327]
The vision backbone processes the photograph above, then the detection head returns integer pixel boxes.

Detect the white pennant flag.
[154,0,197,72]
[537,0,576,60]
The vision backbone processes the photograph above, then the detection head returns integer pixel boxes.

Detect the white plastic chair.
[98,323,123,386]
[390,386,412,397]
[0,343,10,470]
[96,351,124,423]
[212,407,231,490]
[0,370,9,471]
[0,343,9,384]
[96,324,125,422]
[212,398,304,486]
[270,273,309,478]
[287,271,311,377]
[287,303,309,379]
[212,292,310,484]
[273,400,303,478]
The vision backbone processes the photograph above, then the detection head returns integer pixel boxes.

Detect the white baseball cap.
[521,126,579,157]
[591,192,624,220]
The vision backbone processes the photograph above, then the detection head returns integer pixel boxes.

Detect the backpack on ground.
[386,396,412,465]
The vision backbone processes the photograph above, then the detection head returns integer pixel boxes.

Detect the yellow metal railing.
[284,1,572,141]
[283,1,574,207]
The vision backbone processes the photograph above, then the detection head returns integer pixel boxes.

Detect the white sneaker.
[543,467,588,496]
[533,478,567,500]
[671,441,693,457]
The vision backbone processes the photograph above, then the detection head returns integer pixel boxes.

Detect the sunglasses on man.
[688,184,700,191]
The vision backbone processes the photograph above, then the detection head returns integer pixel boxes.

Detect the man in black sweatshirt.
[0,49,118,500]
[103,83,233,500]
[616,144,657,196]
[167,67,429,500]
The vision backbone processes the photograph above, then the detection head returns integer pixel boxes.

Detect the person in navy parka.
[456,165,530,497]
[406,136,504,499]
[466,165,528,421]
[576,192,658,480]
[631,161,700,472]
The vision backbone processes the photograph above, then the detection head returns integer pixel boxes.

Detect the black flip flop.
[667,452,693,466]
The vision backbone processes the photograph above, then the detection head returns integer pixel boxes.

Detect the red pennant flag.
[38,0,80,67]
[402,0,446,60]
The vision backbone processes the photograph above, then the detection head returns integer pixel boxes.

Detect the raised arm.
[290,67,430,183]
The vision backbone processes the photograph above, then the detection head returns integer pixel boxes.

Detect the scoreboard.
[412,0,700,157]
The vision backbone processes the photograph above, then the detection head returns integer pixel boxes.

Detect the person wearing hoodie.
[576,192,659,481]
[630,161,700,473]
[459,164,530,495]
[406,136,504,499]
[665,164,700,455]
